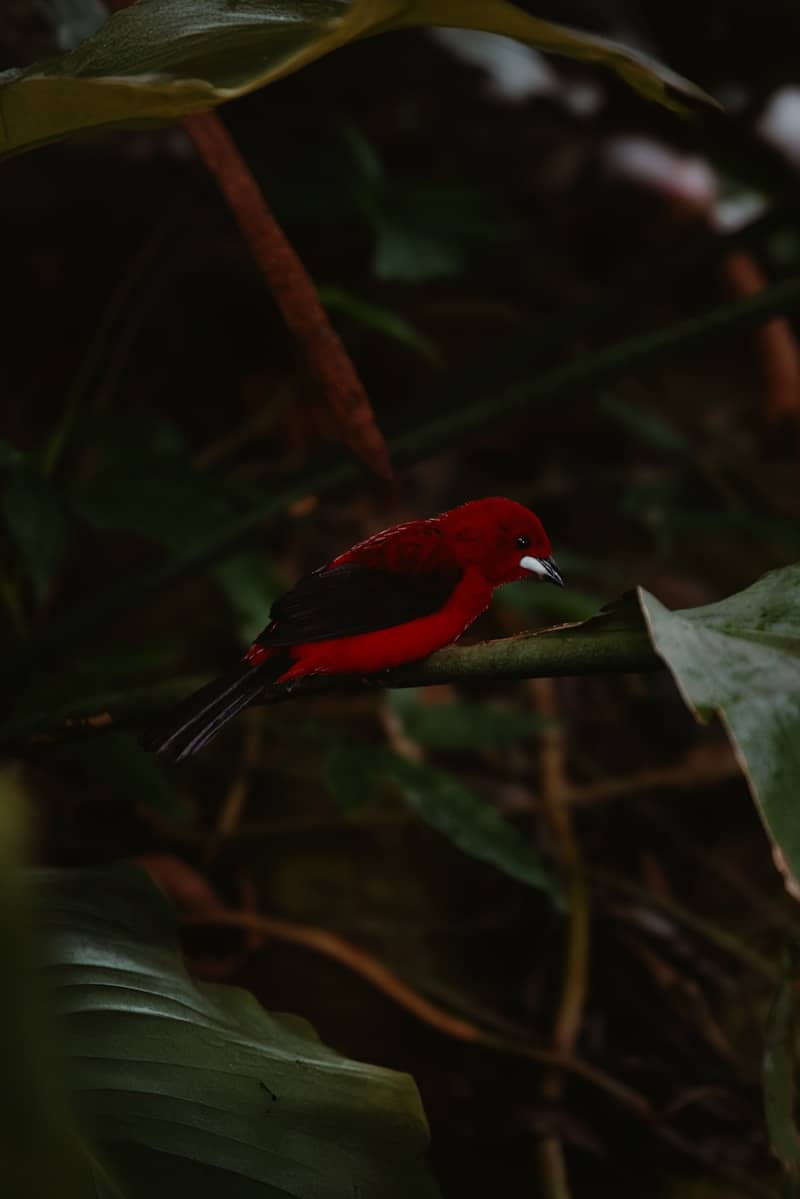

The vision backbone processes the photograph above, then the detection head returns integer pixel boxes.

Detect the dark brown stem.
[181,110,392,480]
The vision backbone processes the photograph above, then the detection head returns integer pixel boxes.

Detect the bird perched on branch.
[143,496,562,762]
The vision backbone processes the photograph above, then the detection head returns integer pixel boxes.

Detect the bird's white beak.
[520,555,564,586]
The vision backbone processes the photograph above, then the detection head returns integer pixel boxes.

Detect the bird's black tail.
[141,659,282,763]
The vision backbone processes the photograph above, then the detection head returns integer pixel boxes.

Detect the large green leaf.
[38,863,440,1198]
[638,564,800,895]
[0,0,715,160]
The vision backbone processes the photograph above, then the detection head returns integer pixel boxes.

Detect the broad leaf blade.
[0,0,715,160]
[639,564,800,894]
[40,863,440,1199]
[386,0,715,112]
[385,754,559,899]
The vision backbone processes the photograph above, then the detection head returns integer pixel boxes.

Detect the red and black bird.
[144,496,562,762]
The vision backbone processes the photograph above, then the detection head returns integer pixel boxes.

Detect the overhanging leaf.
[0,0,716,160]
[38,863,441,1199]
[638,564,800,896]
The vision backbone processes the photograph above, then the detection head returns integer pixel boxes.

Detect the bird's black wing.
[256,563,463,647]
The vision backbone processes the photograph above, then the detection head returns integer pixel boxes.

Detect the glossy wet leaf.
[639,563,800,893]
[38,863,440,1199]
[0,0,715,160]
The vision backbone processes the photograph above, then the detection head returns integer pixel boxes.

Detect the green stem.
[0,616,661,749]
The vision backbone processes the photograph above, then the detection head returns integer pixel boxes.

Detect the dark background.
[3,3,800,1195]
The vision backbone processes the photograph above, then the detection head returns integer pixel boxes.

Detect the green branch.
[2,616,660,750]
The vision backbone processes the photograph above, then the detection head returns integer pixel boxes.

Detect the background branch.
[181,111,392,481]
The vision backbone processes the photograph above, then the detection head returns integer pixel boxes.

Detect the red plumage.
[143,497,562,761]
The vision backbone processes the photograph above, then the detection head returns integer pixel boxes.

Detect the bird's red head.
[437,497,563,588]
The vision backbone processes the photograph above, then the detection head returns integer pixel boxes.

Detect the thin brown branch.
[182,906,654,1121]
[562,746,740,806]
[181,110,392,480]
[178,902,776,1196]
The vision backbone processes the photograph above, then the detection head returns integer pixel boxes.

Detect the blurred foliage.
[3,1,800,1196]
[324,736,559,897]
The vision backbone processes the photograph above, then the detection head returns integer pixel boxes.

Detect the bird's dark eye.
[516,534,530,550]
